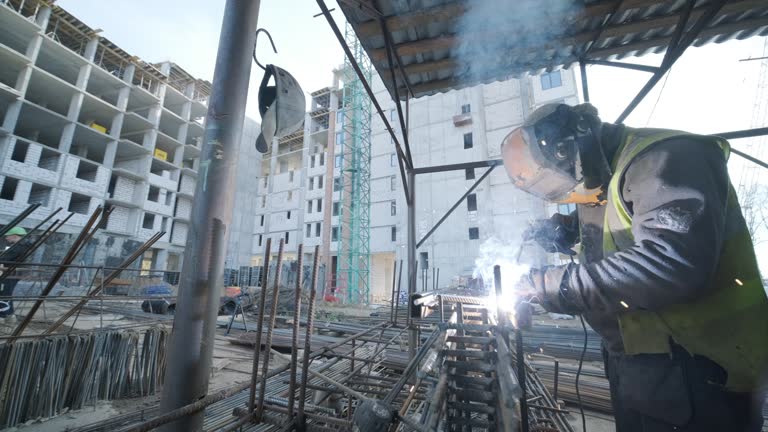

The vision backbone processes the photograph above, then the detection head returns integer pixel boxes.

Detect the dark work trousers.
[0,278,17,317]
[603,345,765,432]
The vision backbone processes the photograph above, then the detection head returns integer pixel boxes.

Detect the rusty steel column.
[159,1,261,430]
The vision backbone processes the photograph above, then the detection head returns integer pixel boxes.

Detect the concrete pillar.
[3,7,52,132]
[155,248,169,271]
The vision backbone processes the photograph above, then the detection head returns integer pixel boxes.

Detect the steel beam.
[413,159,503,175]
[407,169,417,360]
[615,0,725,123]
[579,61,590,102]
[716,127,768,140]
[583,59,659,73]
[417,166,495,248]
[316,0,413,176]
[379,11,413,166]
[159,1,261,429]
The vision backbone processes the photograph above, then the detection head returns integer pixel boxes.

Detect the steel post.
[407,169,417,359]
[159,1,260,429]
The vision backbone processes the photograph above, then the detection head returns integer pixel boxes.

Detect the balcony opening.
[143,213,156,229]
[38,148,60,171]
[29,183,52,207]
[11,141,29,163]
[0,178,19,201]
[147,185,160,202]
[75,160,99,182]
[108,176,117,198]
[68,192,91,214]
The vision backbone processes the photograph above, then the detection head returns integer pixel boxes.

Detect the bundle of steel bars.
[0,328,168,428]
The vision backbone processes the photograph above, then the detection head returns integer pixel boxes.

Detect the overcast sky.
[56,1,768,269]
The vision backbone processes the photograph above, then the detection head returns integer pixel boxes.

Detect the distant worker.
[0,227,27,324]
[503,103,767,432]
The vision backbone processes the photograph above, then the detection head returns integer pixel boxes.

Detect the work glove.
[523,213,578,256]
[513,265,583,315]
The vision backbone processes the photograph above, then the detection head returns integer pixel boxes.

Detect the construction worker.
[502,103,768,432]
[0,227,27,323]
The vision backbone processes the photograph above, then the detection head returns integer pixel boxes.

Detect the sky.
[56,1,768,269]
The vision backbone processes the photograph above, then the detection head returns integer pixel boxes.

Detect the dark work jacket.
[562,125,731,353]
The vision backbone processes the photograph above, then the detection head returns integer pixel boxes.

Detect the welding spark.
[620,300,629,309]
[735,278,744,286]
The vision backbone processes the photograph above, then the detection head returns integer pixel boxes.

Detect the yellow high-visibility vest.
[603,127,768,391]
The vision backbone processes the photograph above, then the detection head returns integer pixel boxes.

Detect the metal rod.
[579,61,590,102]
[0,203,40,237]
[583,59,659,73]
[12,207,103,338]
[413,159,503,175]
[435,268,439,291]
[0,212,72,285]
[407,169,417,360]
[315,0,413,181]
[417,166,495,248]
[615,0,724,123]
[0,207,61,261]
[390,260,397,322]
[42,231,165,335]
[160,2,261,427]
[554,360,560,403]
[256,238,285,420]
[379,13,414,167]
[516,329,529,432]
[716,127,768,140]
[249,238,271,413]
[730,148,768,170]
[298,245,321,427]
[394,259,403,326]
[287,244,303,421]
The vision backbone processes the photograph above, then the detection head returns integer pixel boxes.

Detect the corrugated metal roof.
[338,0,768,100]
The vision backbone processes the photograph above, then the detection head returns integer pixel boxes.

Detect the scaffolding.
[335,23,372,304]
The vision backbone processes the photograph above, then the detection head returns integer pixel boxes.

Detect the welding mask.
[501,103,609,204]
[255,65,306,153]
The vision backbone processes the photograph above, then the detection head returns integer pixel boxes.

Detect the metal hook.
[253,28,277,71]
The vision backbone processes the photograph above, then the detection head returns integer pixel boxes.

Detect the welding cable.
[568,254,588,432]
[576,314,588,432]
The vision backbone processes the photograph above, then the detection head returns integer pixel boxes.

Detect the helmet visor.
[501,127,579,202]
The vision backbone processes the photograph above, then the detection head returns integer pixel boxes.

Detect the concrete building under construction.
[252,69,579,303]
[0,0,259,278]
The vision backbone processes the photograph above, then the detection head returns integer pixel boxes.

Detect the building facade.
[251,65,579,302]
[0,1,257,277]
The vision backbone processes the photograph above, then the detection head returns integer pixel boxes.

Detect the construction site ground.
[2,299,619,431]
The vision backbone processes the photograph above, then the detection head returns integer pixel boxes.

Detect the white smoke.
[453,0,581,83]
[473,237,531,313]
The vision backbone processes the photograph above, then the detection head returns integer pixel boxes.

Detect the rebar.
[42,231,166,335]
[0,207,60,261]
[248,238,272,413]
[12,207,104,338]
[298,245,320,427]
[0,203,40,237]
[286,244,303,421]
[255,237,285,420]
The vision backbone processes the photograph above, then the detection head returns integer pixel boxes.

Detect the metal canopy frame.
[318,0,768,360]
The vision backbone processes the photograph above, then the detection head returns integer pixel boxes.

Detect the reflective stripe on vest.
[603,127,768,392]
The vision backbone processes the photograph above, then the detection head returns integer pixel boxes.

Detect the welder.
[503,103,768,432]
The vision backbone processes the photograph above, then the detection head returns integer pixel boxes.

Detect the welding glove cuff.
[517,265,583,315]
[523,213,579,256]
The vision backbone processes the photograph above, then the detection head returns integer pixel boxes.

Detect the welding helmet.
[255,65,306,153]
[501,103,609,204]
